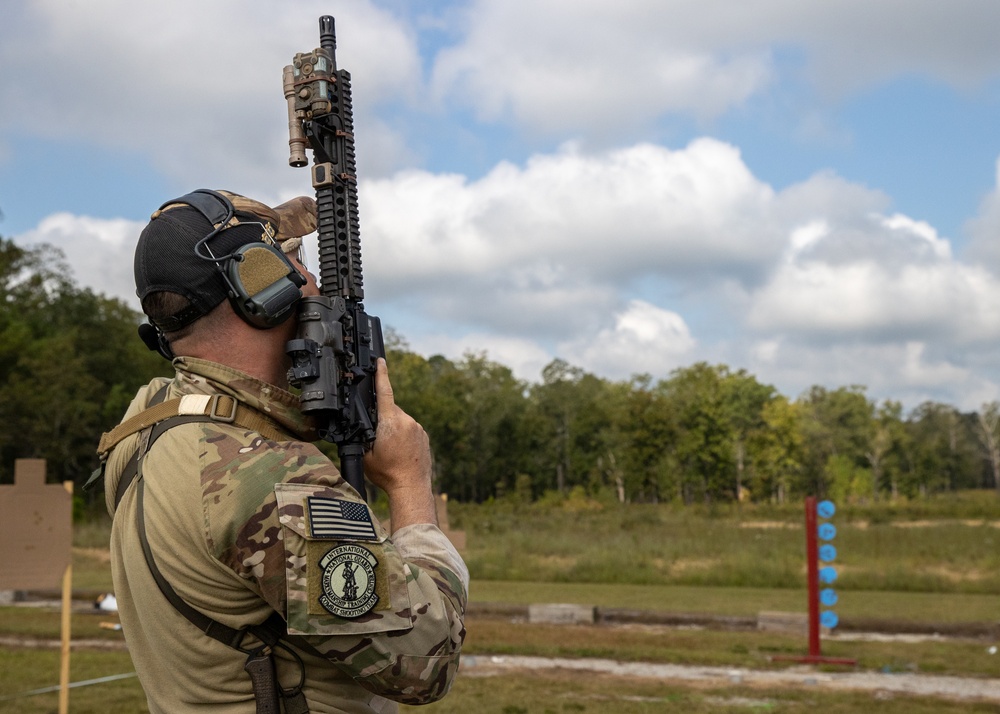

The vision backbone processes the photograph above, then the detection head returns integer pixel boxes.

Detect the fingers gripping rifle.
[284,16,384,501]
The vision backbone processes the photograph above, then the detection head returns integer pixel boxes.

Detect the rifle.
[284,16,384,501]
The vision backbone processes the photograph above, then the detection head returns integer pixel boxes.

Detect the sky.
[4,0,1000,412]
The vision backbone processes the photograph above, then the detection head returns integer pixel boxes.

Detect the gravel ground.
[462,654,1000,703]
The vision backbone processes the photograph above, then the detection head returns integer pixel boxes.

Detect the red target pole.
[805,496,821,658]
[773,496,855,666]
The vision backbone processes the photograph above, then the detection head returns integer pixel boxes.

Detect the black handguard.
[284,16,385,501]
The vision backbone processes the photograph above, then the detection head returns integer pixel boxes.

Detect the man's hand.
[363,358,438,531]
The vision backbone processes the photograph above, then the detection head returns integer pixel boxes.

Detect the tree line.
[1,238,997,505]
[384,344,994,504]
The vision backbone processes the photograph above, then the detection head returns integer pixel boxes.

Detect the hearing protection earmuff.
[167,189,307,329]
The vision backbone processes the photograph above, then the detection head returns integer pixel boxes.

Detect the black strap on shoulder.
[136,474,246,647]
[132,412,310,713]
[87,382,172,496]
[115,415,215,509]
[109,383,171,506]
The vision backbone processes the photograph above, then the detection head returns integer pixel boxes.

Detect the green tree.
[656,363,775,503]
[976,402,1000,495]
[0,238,169,490]
[905,402,982,495]
[747,396,804,503]
[867,400,909,501]
[613,374,674,503]
[720,368,776,502]
[456,352,529,501]
[797,385,874,498]
[528,359,613,495]
[385,343,530,503]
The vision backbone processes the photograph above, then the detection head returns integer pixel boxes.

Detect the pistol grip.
[244,650,281,714]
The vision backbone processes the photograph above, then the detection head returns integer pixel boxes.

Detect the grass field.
[406,670,1000,714]
[7,657,1000,714]
[446,490,1000,595]
[2,491,998,711]
[2,614,998,713]
[470,580,1000,624]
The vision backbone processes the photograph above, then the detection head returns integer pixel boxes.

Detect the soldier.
[98,190,467,713]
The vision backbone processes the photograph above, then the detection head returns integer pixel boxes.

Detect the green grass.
[0,649,144,714]
[66,492,1000,624]
[70,547,115,592]
[464,616,1000,678]
[7,492,994,712]
[401,669,1000,714]
[3,615,998,713]
[73,514,116,550]
[448,491,1000,595]
[77,491,1000,598]
[4,648,995,714]
[0,606,123,640]
[470,581,1000,624]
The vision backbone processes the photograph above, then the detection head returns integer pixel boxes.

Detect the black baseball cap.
[134,190,316,331]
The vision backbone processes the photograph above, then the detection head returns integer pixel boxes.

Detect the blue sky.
[4,0,1000,411]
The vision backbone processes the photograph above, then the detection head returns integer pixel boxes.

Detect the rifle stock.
[284,16,385,501]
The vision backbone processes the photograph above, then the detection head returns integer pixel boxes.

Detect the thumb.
[374,358,395,410]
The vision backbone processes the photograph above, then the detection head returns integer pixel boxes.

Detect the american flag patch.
[307,498,378,541]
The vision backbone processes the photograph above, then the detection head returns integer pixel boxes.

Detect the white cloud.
[431,0,771,135]
[363,138,778,339]
[749,205,1000,342]
[405,331,554,383]
[15,213,144,308]
[402,300,696,383]
[5,0,1000,415]
[426,0,1000,140]
[881,214,952,260]
[743,338,995,412]
[559,300,696,379]
[0,0,422,196]
[962,154,1000,272]
[15,133,1000,410]
[5,0,999,204]
[359,136,1000,404]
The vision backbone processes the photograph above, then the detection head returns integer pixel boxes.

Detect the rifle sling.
[100,392,287,456]
[127,411,312,713]
[110,387,289,509]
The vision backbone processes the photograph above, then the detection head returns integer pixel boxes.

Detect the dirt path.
[462,654,1000,703]
[5,631,998,703]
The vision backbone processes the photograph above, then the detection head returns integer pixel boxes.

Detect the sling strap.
[112,387,311,713]
[134,438,308,713]
[84,383,172,495]
[114,416,213,509]
[102,384,291,508]
[99,392,288,456]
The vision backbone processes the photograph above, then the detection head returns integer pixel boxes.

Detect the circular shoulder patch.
[318,544,379,618]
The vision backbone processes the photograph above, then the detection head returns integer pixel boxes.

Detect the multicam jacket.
[103,357,468,714]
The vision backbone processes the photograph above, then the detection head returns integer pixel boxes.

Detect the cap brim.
[272,196,318,239]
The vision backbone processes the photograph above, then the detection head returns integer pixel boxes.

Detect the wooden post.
[59,480,73,714]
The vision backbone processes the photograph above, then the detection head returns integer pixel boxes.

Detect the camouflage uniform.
[104,356,468,714]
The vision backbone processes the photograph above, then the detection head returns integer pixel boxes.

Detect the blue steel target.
[816,500,836,519]
[820,588,838,606]
[820,611,839,629]
[818,523,837,540]
[819,566,837,584]
[818,544,837,562]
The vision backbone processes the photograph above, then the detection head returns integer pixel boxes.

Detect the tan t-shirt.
[105,358,468,713]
